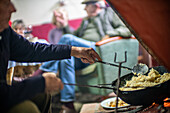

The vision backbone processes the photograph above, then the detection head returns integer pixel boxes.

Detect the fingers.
[54,11,62,17]
[85,48,102,63]
[56,17,65,24]
[80,48,102,64]
[54,12,68,27]
[90,48,102,61]
[71,46,102,64]
[85,49,95,63]
[50,78,63,94]
[81,57,92,64]
[42,72,63,94]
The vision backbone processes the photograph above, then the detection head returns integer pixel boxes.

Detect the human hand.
[71,46,102,64]
[54,10,68,27]
[42,72,64,94]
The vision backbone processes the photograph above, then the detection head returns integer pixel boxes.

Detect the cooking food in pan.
[112,66,170,106]
[119,68,170,91]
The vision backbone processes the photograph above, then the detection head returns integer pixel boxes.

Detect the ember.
[164,98,170,108]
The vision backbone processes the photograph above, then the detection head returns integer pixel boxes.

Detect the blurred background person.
[8,19,48,81]
[56,0,132,42]
[48,7,74,44]
[11,19,25,37]
[12,19,34,39]
[33,0,132,112]
[11,19,47,43]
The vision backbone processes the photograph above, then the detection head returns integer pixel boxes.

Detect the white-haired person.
[8,19,48,80]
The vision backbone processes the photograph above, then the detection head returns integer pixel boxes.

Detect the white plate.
[100,97,130,109]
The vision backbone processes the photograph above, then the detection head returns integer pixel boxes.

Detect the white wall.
[11,0,87,26]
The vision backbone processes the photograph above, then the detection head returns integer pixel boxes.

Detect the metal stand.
[114,51,127,113]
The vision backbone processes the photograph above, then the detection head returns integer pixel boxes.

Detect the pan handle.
[63,83,117,90]
[96,61,132,70]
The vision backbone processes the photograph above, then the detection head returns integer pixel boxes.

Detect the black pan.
[112,66,170,106]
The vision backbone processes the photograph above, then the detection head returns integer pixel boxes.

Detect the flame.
[164,98,170,107]
[164,98,169,101]
[152,102,156,105]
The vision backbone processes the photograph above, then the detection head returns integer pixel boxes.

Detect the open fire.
[110,98,170,113]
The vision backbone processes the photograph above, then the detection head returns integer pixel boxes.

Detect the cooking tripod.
[113,51,127,113]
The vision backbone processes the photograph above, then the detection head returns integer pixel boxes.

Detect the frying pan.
[112,66,170,106]
[64,66,169,106]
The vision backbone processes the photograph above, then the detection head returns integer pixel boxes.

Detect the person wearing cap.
[35,0,132,112]
[60,0,132,42]
[0,0,102,113]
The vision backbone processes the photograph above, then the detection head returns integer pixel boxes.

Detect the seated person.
[8,19,48,80]
[11,19,47,43]
[11,19,26,37]
[48,7,74,44]
[33,0,132,112]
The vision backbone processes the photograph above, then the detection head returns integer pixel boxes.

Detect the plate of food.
[100,97,130,109]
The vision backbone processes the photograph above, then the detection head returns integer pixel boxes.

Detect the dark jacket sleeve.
[9,28,72,62]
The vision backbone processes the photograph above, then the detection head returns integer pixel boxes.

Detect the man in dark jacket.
[0,0,101,112]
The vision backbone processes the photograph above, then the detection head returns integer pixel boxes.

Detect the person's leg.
[7,100,40,113]
[30,93,51,113]
[59,57,75,102]
[59,57,76,113]
[39,60,59,74]
[58,34,96,112]
[75,57,90,70]
[58,34,96,102]
[58,34,96,49]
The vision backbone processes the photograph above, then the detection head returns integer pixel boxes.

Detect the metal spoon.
[96,61,149,75]
[132,63,149,75]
